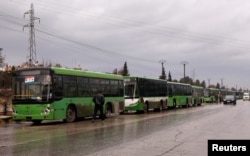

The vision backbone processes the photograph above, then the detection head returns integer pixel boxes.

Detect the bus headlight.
[41,107,50,115]
[12,107,18,115]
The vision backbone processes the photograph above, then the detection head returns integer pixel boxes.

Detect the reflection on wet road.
[1,101,250,156]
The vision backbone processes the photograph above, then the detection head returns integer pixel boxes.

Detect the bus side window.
[169,85,173,97]
[55,87,63,97]
[53,76,63,99]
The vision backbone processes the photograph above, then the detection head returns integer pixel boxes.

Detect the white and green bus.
[124,76,168,113]
[191,85,204,106]
[167,81,192,108]
[12,67,124,124]
[203,88,220,103]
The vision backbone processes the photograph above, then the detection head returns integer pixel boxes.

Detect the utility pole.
[181,61,188,80]
[220,78,224,88]
[159,60,166,79]
[208,78,211,87]
[23,3,40,67]
[192,68,196,81]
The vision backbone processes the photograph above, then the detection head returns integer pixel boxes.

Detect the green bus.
[203,88,220,103]
[167,81,192,108]
[124,76,168,113]
[191,85,204,106]
[12,67,124,124]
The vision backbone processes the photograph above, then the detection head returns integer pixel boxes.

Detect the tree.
[0,48,5,68]
[208,84,216,88]
[0,65,14,89]
[216,83,220,89]
[118,62,130,76]
[112,68,118,74]
[123,62,129,76]
[159,67,166,80]
[200,80,206,88]
[55,63,62,68]
[180,76,193,85]
[172,79,178,82]
[194,79,200,86]
[238,88,242,92]
[167,71,172,81]
[231,87,236,91]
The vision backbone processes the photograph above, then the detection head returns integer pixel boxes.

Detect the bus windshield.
[124,83,137,98]
[243,92,249,96]
[203,89,209,97]
[13,74,52,102]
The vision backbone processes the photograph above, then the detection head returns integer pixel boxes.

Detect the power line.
[3,1,250,71]
[28,0,250,50]
[7,0,250,51]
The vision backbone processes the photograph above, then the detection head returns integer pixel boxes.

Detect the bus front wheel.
[173,100,177,108]
[64,105,76,123]
[158,100,164,112]
[144,102,149,113]
[105,103,112,118]
[32,120,42,125]
[193,99,197,107]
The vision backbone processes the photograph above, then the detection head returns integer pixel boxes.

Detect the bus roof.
[191,85,204,89]
[206,88,220,91]
[51,67,123,80]
[167,81,191,86]
[124,75,167,82]
[14,67,123,80]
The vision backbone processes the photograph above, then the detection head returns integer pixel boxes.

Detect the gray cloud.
[1,0,250,89]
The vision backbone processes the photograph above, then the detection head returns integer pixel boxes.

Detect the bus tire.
[32,120,42,125]
[105,103,112,118]
[64,105,76,123]
[199,99,202,106]
[193,99,197,107]
[144,102,149,113]
[173,100,177,109]
[185,98,189,108]
[159,100,164,112]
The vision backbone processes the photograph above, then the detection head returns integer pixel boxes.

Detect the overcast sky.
[1,0,250,90]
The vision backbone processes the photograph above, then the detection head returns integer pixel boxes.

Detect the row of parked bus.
[11,67,242,124]
[124,76,242,113]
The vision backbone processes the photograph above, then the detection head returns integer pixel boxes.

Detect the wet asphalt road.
[1,100,250,156]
